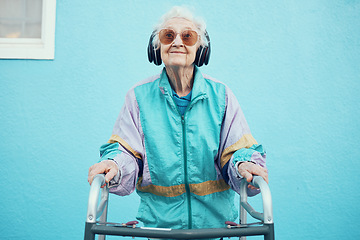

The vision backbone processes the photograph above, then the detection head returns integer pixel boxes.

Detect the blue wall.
[1,1,359,239]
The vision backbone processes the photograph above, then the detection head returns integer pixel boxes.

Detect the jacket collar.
[158,66,207,99]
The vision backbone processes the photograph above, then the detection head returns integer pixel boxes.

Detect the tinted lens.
[181,30,198,46]
[159,29,176,45]
[159,29,198,46]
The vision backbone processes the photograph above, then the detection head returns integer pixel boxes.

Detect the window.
[0,0,56,59]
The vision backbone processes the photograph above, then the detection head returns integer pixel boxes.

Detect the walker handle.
[240,175,273,224]
[86,174,109,224]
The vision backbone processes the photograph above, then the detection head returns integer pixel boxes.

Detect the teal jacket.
[100,67,267,230]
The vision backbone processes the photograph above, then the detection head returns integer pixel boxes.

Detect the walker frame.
[84,174,274,240]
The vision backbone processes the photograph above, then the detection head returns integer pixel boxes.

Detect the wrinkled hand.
[238,162,268,189]
[88,160,119,186]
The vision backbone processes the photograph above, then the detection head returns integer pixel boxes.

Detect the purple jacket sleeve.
[217,86,267,196]
[103,88,144,196]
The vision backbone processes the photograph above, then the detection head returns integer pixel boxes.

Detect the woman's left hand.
[238,162,268,189]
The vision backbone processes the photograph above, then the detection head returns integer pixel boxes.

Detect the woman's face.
[160,18,199,68]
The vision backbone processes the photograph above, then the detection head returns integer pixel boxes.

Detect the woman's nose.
[172,34,184,46]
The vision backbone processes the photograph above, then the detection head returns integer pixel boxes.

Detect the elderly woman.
[88,6,268,231]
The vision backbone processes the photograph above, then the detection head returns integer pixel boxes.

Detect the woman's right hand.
[88,160,119,185]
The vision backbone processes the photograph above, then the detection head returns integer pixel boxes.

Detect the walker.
[84,174,274,240]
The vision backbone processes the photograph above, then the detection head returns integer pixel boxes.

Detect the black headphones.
[147,30,211,67]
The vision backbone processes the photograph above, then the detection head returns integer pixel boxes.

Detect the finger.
[88,163,107,185]
[88,165,97,185]
[248,185,259,190]
[240,163,269,185]
[248,164,264,176]
[248,165,269,183]
[262,172,269,184]
[238,164,253,182]
[105,167,118,183]
[241,171,253,183]
[255,166,269,184]
[88,165,97,183]
[88,167,99,184]
[250,165,268,182]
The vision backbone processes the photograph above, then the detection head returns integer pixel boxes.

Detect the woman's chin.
[166,61,193,68]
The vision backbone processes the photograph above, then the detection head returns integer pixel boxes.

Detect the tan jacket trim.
[136,178,230,197]
[136,177,186,197]
[108,134,142,160]
[220,134,258,168]
[189,179,230,196]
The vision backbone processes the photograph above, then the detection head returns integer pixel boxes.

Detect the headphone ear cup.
[147,34,154,63]
[203,41,210,65]
[194,30,211,67]
[195,46,204,67]
[148,32,162,66]
[154,46,162,66]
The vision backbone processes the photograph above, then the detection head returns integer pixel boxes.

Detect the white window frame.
[0,0,56,59]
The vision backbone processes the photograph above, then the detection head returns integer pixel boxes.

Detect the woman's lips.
[170,51,186,54]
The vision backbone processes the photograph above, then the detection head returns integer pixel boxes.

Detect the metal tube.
[84,222,96,240]
[239,203,247,240]
[241,202,264,221]
[86,174,107,223]
[264,223,275,240]
[97,183,109,218]
[98,197,109,240]
[240,176,273,224]
[239,179,248,240]
[252,176,273,224]
[91,225,272,239]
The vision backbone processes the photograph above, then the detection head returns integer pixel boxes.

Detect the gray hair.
[152,6,208,48]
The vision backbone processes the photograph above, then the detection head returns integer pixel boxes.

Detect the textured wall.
[0,1,359,239]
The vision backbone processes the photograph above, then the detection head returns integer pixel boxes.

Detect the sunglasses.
[159,29,199,46]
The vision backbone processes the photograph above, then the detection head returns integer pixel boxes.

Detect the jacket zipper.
[181,115,192,229]
[181,95,207,229]
[164,90,206,229]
